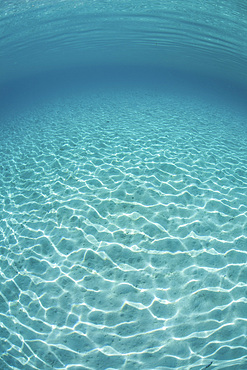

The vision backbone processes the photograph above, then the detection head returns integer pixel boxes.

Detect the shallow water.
[1,0,247,369]
[1,87,247,369]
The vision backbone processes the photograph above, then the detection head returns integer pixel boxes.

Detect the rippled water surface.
[0,1,247,369]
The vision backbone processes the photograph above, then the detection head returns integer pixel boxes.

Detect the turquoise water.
[1,1,247,370]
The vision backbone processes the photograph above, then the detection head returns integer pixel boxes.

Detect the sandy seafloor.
[0,88,247,370]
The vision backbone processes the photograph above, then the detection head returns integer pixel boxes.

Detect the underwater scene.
[0,1,247,369]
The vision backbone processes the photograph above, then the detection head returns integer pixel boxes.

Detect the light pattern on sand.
[0,90,247,369]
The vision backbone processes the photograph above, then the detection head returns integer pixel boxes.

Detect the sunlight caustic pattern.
[0,90,247,369]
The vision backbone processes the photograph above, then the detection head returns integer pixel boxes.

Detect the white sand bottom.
[0,88,247,369]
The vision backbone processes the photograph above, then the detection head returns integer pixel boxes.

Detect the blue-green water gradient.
[0,1,247,370]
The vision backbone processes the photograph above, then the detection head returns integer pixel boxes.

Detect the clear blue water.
[0,1,247,369]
